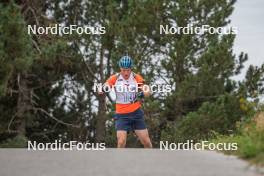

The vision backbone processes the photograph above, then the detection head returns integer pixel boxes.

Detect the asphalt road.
[0,149,263,176]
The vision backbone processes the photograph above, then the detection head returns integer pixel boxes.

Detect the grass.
[211,112,264,167]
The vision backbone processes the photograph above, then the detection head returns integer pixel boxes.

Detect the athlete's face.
[120,68,131,80]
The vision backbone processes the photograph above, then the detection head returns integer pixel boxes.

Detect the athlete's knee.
[117,138,126,148]
[142,138,152,148]
[139,135,152,148]
[117,134,127,148]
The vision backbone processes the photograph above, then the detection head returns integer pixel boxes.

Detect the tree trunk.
[95,94,107,142]
[95,46,107,142]
[16,73,30,136]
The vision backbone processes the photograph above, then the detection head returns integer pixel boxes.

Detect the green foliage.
[0,2,34,96]
[0,0,263,151]
[0,135,28,148]
[238,64,264,103]
[211,112,264,166]
[161,94,245,142]
[104,122,116,147]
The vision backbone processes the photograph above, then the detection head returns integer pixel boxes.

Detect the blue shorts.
[114,108,146,132]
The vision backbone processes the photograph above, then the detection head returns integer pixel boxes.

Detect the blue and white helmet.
[119,56,133,68]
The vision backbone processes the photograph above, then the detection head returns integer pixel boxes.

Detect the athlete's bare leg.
[117,130,127,148]
[135,129,152,148]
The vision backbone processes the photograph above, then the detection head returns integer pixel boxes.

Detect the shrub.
[0,135,28,148]
[161,94,245,142]
[211,112,264,166]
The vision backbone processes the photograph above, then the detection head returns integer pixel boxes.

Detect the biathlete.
[99,56,152,148]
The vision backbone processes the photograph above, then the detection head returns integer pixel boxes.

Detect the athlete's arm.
[98,74,116,95]
[98,83,108,95]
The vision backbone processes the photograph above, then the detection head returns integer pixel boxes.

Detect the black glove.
[130,91,144,103]
[136,91,144,99]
